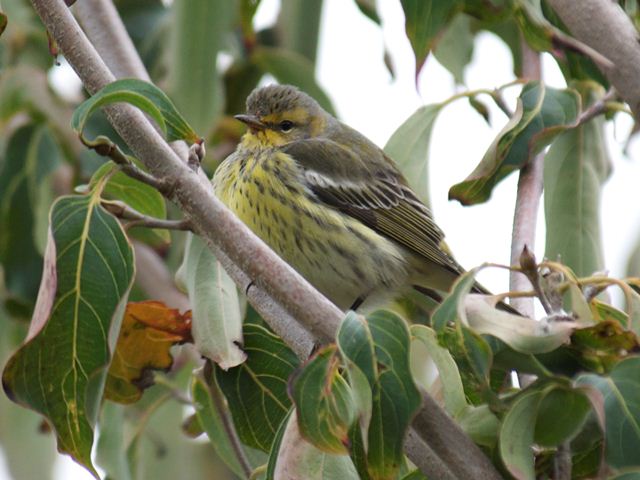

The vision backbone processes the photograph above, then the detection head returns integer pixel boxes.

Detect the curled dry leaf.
[105,301,192,404]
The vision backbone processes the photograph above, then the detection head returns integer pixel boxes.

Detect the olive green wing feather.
[282,137,464,276]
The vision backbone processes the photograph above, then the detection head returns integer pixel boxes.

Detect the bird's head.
[235,84,329,147]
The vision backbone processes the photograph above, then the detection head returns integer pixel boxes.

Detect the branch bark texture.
[548,0,640,121]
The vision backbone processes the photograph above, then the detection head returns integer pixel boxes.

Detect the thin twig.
[575,87,617,126]
[102,200,193,231]
[554,441,572,480]
[551,30,614,71]
[204,361,253,479]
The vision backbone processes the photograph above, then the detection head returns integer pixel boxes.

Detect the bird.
[213,84,510,313]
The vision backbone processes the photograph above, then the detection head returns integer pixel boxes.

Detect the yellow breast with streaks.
[212,145,409,310]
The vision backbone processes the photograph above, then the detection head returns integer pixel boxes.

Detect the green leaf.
[277,0,324,66]
[0,124,61,314]
[95,402,133,480]
[0,311,58,480]
[400,0,461,79]
[431,268,478,332]
[71,78,199,144]
[499,390,544,480]
[271,412,359,480]
[0,10,7,38]
[577,356,640,468]
[366,310,422,478]
[463,295,575,353]
[177,233,245,369]
[2,194,135,476]
[456,404,500,448]
[544,95,610,277]
[90,162,169,245]
[168,0,231,135]
[215,323,299,452]
[265,408,293,480]
[433,13,474,84]
[410,325,467,417]
[534,386,591,447]
[449,82,580,205]
[353,0,381,24]
[384,104,443,206]
[289,345,356,454]
[191,372,251,478]
[251,46,336,116]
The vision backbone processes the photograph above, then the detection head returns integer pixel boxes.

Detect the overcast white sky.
[6,0,640,479]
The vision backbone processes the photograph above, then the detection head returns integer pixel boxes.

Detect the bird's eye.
[279,120,294,132]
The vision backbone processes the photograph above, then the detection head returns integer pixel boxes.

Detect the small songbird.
[213,84,503,312]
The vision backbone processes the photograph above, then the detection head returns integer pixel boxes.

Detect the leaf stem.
[203,361,253,479]
[101,200,193,232]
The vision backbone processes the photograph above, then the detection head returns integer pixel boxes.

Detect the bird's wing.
[282,138,463,275]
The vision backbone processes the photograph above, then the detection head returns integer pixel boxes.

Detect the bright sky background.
[5,0,640,479]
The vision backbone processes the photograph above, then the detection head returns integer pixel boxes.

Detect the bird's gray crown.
[245,84,321,118]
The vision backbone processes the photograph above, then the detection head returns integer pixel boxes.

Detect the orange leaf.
[105,301,192,404]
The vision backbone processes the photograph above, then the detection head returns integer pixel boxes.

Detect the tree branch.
[509,41,544,318]
[33,1,503,477]
[547,0,640,122]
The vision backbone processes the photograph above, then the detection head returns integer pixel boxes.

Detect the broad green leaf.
[0,124,61,314]
[265,408,292,480]
[191,372,251,478]
[399,0,461,79]
[90,161,169,245]
[215,323,299,452]
[463,295,575,353]
[366,310,422,479]
[2,194,135,476]
[410,325,467,417]
[439,326,497,406]
[95,402,133,480]
[456,404,500,448]
[128,366,230,480]
[278,0,323,67]
[251,46,336,115]
[431,268,478,331]
[544,101,609,277]
[337,312,375,435]
[272,412,359,480]
[449,82,580,205]
[499,390,544,480]
[178,233,245,370]
[577,356,640,468]
[399,471,428,480]
[384,104,443,206]
[71,78,199,144]
[168,0,231,135]
[433,13,474,84]
[0,309,57,480]
[534,386,591,447]
[289,345,355,454]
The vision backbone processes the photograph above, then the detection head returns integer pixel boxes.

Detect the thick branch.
[548,0,640,122]
[74,0,149,80]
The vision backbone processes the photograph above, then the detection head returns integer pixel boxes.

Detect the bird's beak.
[234,114,266,132]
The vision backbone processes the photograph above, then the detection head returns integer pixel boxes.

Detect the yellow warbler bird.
[213,84,500,312]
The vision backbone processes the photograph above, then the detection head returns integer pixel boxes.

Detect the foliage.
[1,1,639,479]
